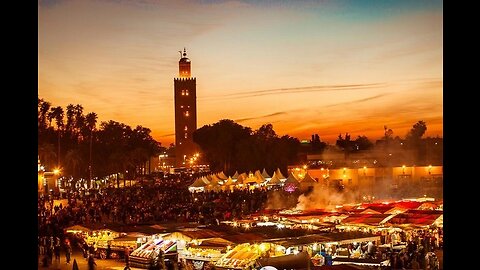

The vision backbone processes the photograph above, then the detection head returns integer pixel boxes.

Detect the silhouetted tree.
[193,119,251,173]
[38,143,57,170]
[353,135,373,151]
[310,134,327,154]
[38,98,51,131]
[49,106,64,167]
[193,120,300,174]
[38,98,162,181]
[336,133,353,161]
[405,121,428,164]
[65,148,83,179]
[85,112,97,187]
[406,121,427,141]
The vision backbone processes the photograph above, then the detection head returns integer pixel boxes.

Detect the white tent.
[284,172,300,186]
[190,177,209,188]
[217,171,228,180]
[261,168,271,179]
[275,168,286,180]
[300,173,316,183]
[237,172,248,184]
[188,177,210,192]
[201,176,210,185]
[254,170,266,183]
[224,176,235,186]
[267,172,282,186]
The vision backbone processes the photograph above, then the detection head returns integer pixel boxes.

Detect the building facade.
[174,48,198,166]
[288,164,443,198]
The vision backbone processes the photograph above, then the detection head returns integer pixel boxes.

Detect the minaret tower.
[174,48,197,166]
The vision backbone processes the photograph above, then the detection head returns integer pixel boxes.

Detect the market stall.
[129,238,177,269]
[179,238,232,270]
[108,235,138,259]
[214,243,263,270]
[64,224,92,238]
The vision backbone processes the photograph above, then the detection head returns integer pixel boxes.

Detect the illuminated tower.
[174,48,197,166]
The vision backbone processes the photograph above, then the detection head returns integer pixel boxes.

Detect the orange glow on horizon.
[39,1,442,146]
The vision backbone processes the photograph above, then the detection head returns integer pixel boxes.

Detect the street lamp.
[159,153,168,171]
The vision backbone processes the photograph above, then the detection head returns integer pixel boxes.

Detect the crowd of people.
[38,172,443,269]
[386,229,442,269]
[39,173,269,231]
[38,172,270,268]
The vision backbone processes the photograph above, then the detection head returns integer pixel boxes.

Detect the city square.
[38,1,443,269]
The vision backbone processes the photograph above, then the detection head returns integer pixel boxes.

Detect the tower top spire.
[178,47,191,77]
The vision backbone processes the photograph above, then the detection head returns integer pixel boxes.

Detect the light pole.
[159,153,168,172]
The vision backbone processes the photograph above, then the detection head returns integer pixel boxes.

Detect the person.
[54,244,61,262]
[106,243,112,259]
[65,241,72,264]
[347,244,354,258]
[88,254,97,270]
[46,244,54,265]
[367,241,374,257]
[89,244,96,257]
[411,256,420,269]
[72,259,80,270]
[82,241,89,258]
[41,255,49,267]
[124,246,131,265]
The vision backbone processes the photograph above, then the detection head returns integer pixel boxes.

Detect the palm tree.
[65,148,83,179]
[38,143,57,170]
[65,104,75,134]
[85,112,97,187]
[50,106,64,167]
[130,147,149,178]
[38,98,51,130]
[73,104,84,140]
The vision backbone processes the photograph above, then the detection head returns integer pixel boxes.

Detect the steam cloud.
[296,185,361,211]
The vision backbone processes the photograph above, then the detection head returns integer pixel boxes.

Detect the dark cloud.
[235,111,287,123]
[39,0,68,8]
[199,83,387,101]
[324,93,390,108]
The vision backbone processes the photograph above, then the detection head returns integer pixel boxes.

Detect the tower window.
[181,90,185,96]
[180,105,184,108]
[184,126,188,131]
[185,89,189,96]
[184,133,188,139]
[185,111,189,117]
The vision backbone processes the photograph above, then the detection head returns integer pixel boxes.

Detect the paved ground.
[38,246,443,269]
[436,249,443,270]
[38,248,138,270]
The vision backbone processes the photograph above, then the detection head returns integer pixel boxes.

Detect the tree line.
[38,97,440,180]
[38,98,163,181]
[193,119,439,174]
[193,120,301,175]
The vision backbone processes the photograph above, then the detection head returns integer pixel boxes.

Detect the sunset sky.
[38,0,443,146]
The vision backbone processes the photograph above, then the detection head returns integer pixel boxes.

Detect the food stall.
[64,225,92,238]
[129,238,177,269]
[178,238,231,270]
[108,235,138,259]
[85,228,123,259]
[214,243,263,270]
